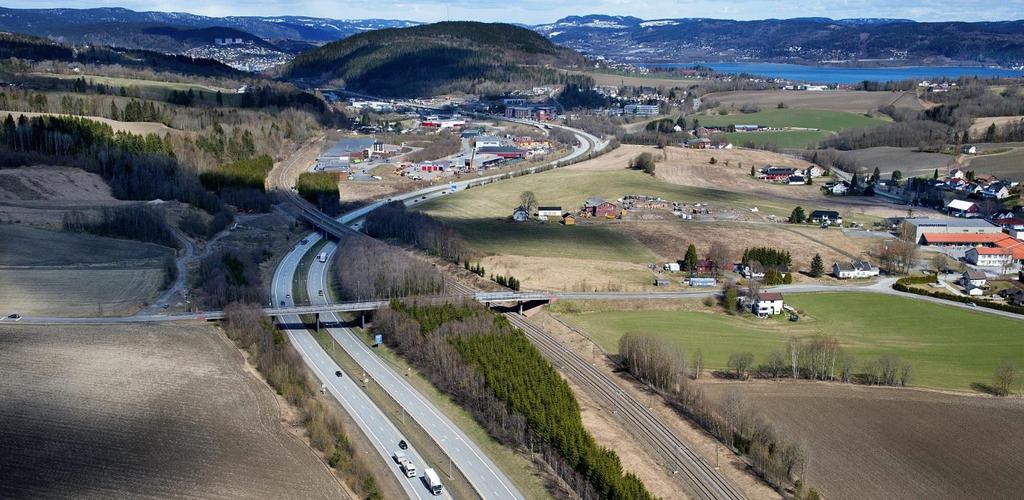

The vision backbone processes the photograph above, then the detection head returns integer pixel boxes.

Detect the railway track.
[506,314,745,500]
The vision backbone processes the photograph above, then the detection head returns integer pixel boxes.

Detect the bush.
[628,152,656,175]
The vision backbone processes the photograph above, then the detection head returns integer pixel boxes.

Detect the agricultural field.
[967,146,1024,179]
[694,108,889,132]
[556,292,1024,391]
[701,381,1024,500]
[1,111,176,137]
[721,130,831,149]
[0,225,173,316]
[32,72,234,94]
[820,146,957,178]
[0,322,348,499]
[705,90,922,113]
[561,69,700,88]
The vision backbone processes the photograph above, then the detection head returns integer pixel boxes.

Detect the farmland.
[695,108,888,132]
[556,292,1024,391]
[0,322,348,499]
[702,381,1024,500]
[32,72,235,94]
[705,90,922,113]
[0,225,173,316]
[821,146,956,178]
[721,130,831,149]
[967,146,1024,179]
[1,111,176,137]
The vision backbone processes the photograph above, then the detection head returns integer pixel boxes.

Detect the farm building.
[664,262,681,272]
[562,213,576,225]
[512,206,530,222]
[760,166,798,181]
[654,278,671,287]
[811,210,842,225]
[688,277,717,287]
[832,260,879,279]
[584,198,619,218]
[946,199,980,218]
[826,182,850,195]
[751,292,785,317]
[537,206,563,218]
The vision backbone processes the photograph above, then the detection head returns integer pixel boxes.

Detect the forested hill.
[534,15,1024,66]
[281,21,586,97]
[0,32,242,78]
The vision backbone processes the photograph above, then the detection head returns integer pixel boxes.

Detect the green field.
[695,108,888,131]
[418,168,792,259]
[722,130,832,149]
[557,292,1024,390]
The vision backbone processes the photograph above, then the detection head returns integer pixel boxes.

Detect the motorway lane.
[272,235,450,500]
[309,242,523,500]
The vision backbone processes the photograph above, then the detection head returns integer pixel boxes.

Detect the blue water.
[651,62,1023,84]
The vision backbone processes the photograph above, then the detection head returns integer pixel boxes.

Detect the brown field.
[969,115,1024,136]
[967,146,1024,179]
[0,322,348,499]
[701,381,1024,500]
[704,90,922,113]
[562,69,700,88]
[0,165,139,228]
[2,111,177,137]
[0,225,172,316]
[826,146,957,178]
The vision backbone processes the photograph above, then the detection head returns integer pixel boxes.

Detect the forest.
[374,301,653,500]
[332,236,446,299]
[362,202,471,263]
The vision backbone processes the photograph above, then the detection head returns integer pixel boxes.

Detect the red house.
[584,197,618,218]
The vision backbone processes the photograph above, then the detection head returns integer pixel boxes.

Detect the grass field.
[33,73,233,93]
[695,108,888,131]
[721,130,831,149]
[967,146,1024,179]
[0,322,348,499]
[557,292,1024,390]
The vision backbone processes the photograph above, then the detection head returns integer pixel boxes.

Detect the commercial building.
[902,218,1002,244]
[624,104,660,116]
[316,138,376,170]
[966,246,1013,267]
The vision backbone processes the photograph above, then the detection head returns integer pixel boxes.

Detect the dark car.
[335,370,343,377]
[280,300,286,306]
[8,313,21,320]
[398,440,408,450]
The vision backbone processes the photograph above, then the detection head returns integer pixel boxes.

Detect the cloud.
[3,0,1024,24]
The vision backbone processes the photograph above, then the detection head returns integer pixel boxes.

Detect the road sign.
[450,183,457,193]
[373,334,383,346]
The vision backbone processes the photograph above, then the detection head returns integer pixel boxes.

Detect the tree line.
[194,248,268,308]
[296,172,342,215]
[61,205,180,249]
[362,201,472,263]
[332,236,445,299]
[221,303,382,499]
[374,301,653,500]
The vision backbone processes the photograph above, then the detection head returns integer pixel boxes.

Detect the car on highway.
[318,289,324,296]
[335,370,343,377]
[285,294,291,299]
[7,313,21,320]
[398,439,408,450]
[967,302,978,307]
[280,301,286,306]
[299,239,308,245]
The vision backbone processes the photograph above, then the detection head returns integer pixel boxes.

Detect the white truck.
[393,451,416,478]
[424,468,443,496]
[317,251,328,263]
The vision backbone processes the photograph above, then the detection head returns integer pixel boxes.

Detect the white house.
[961,269,988,289]
[751,292,785,316]
[512,206,530,222]
[966,246,1013,267]
[832,260,880,279]
[664,262,681,272]
[949,168,966,179]
[828,182,849,195]
[946,199,980,218]
[961,145,977,155]
[982,182,1012,200]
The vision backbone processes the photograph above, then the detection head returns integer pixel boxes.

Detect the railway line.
[506,314,745,500]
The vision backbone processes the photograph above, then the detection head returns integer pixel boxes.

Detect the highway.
[308,242,523,500]
[272,233,452,500]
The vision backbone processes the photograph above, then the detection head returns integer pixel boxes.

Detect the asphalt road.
[272,233,452,500]
[309,242,523,500]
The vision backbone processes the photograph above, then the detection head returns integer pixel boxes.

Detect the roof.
[756,292,784,302]
[537,206,562,211]
[993,237,1024,260]
[834,262,855,271]
[475,135,501,143]
[972,246,1012,256]
[322,138,375,157]
[475,146,525,155]
[946,199,977,211]
[905,218,999,229]
[964,269,988,280]
[513,206,529,213]
[811,210,840,218]
[921,233,1009,244]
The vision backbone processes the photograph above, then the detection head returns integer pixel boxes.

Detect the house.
[761,167,797,181]
[1002,289,1024,306]
[966,246,1013,267]
[537,206,563,218]
[982,182,1012,200]
[751,292,785,316]
[961,145,977,154]
[664,262,681,272]
[828,182,850,195]
[741,262,766,279]
[584,198,618,218]
[654,278,671,287]
[946,199,980,218]
[695,259,716,275]
[562,213,576,225]
[686,137,712,149]
[810,210,842,225]
[833,260,880,279]
[512,206,530,222]
[788,175,807,185]
[949,168,967,179]
[804,165,826,178]
[962,269,988,288]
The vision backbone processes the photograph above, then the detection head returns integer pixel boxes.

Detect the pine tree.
[810,254,824,277]
[683,244,699,272]
[789,206,806,224]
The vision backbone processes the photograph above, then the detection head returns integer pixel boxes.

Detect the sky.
[5,0,1024,24]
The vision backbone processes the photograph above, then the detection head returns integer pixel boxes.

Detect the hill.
[534,15,1024,66]
[281,21,585,96]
